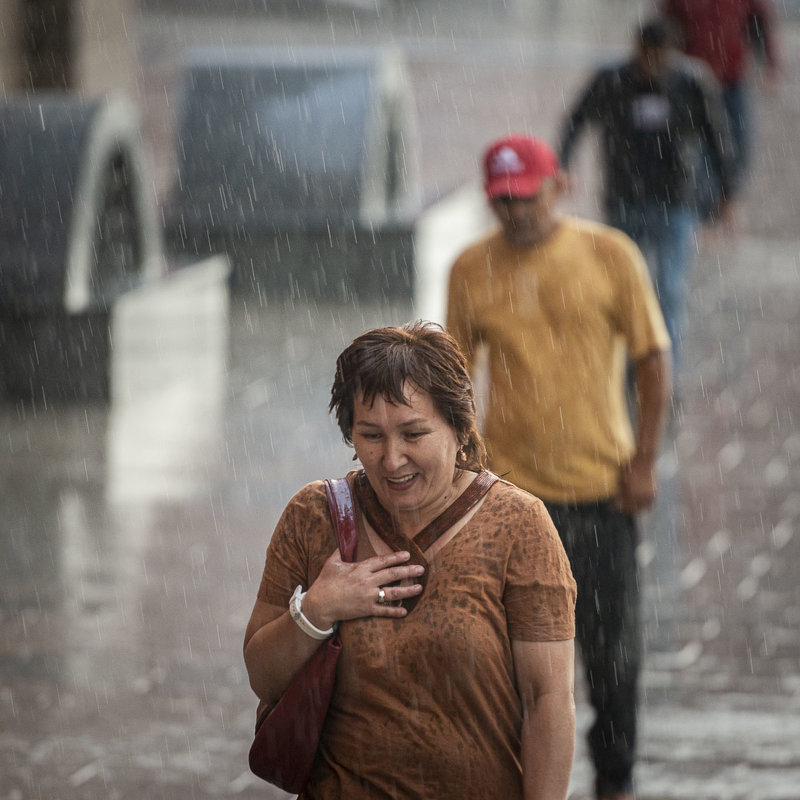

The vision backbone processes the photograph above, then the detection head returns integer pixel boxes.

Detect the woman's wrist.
[289,586,337,639]
[302,585,339,631]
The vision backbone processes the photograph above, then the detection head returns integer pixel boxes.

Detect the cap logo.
[489,146,526,176]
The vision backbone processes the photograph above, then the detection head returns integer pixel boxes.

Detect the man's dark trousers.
[544,500,641,797]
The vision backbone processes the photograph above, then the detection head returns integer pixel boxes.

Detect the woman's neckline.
[354,469,497,549]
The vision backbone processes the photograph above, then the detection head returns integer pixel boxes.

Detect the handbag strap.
[251,480,354,735]
[324,478,358,563]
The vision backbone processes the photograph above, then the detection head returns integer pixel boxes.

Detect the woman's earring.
[352,452,359,462]
[458,448,467,463]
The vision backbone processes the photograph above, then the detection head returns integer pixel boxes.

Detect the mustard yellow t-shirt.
[447,217,670,503]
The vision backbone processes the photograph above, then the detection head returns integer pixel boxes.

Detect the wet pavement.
[2,2,800,799]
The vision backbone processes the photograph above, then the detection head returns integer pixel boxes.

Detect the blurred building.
[0,0,137,98]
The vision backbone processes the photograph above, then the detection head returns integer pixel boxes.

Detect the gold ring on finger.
[377,587,387,604]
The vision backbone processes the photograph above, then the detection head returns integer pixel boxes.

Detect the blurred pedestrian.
[244,321,578,799]
[447,135,671,800]
[558,19,734,373]
[662,0,781,192]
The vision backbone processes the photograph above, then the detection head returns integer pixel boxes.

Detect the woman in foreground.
[244,321,577,799]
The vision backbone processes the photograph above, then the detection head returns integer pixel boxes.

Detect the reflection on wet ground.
[632,237,800,798]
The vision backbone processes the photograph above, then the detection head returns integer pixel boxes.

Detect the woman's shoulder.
[284,479,327,510]
[280,471,362,525]
[483,476,550,526]
[277,478,336,533]
[488,475,545,504]
[270,477,349,558]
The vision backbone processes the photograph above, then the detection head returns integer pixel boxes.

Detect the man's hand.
[616,452,657,514]
[623,349,670,514]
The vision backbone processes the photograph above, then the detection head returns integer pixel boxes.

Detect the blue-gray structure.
[166,45,421,299]
[0,96,162,402]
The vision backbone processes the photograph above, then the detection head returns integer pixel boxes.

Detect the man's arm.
[693,65,736,208]
[617,349,671,514]
[512,639,576,800]
[558,73,604,170]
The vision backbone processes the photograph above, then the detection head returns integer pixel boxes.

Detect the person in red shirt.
[662,0,781,191]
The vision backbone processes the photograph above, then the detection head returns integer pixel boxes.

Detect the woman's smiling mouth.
[386,474,417,488]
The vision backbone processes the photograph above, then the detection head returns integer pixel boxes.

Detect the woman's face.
[352,382,462,527]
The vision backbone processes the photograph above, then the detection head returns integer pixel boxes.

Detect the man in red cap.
[447,134,672,800]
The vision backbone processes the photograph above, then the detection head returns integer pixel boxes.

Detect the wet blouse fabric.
[258,475,576,800]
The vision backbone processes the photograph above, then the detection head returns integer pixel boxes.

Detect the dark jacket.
[559,57,733,211]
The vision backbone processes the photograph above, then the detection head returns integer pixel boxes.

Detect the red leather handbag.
[248,478,358,793]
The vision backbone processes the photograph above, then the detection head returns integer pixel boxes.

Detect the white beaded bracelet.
[289,585,336,640]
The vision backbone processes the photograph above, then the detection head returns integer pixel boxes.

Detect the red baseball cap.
[483,135,560,200]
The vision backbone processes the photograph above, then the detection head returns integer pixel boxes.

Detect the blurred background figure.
[661,0,782,196]
[559,20,734,376]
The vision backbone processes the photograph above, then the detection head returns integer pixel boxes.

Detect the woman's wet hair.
[329,321,487,470]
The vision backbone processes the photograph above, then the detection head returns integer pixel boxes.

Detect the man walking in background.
[447,134,671,800]
[558,20,733,374]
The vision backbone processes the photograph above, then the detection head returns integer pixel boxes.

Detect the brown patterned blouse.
[258,473,576,799]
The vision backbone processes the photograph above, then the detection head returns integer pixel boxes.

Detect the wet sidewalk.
[2,2,800,799]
